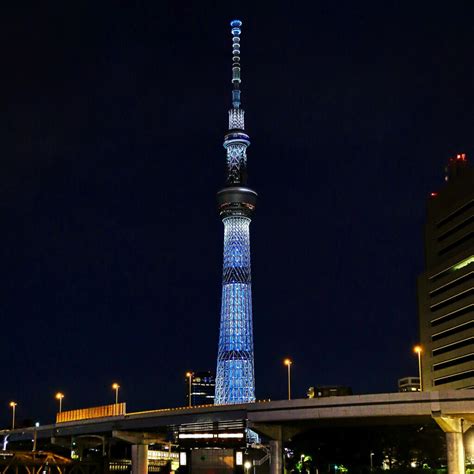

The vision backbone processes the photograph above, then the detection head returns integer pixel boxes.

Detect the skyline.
[1,3,473,426]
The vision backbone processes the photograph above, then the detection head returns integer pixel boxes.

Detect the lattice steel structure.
[215,20,257,405]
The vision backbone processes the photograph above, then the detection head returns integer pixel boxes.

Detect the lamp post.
[9,402,17,430]
[186,372,193,407]
[413,345,423,391]
[370,451,374,471]
[284,359,292,400]
[55,392,64,413]
[112,383,120,404]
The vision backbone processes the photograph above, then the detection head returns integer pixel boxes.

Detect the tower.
[214,20,257,405]
[417,153,474,390]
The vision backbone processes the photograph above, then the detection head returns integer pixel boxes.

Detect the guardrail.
[56,403,126,423]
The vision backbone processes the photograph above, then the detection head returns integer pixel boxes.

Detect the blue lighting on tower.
[215,20,256,405]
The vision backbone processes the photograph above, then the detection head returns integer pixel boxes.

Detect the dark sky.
[1,2,473,426]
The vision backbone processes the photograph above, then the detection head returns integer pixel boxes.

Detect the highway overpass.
[3,391,474,474]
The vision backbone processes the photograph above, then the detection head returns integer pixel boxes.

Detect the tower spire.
[215,20,257,405]
[225,20,249,185]
[231,19,242,108]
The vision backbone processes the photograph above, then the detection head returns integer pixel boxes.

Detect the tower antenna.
[230,19,242,108]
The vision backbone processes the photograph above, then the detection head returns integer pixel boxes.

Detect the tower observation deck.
[214,20,257,405]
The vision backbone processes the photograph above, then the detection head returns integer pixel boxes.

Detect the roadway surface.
[4,390,474,442]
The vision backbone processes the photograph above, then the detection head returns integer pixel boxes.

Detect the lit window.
[452,255,474,271]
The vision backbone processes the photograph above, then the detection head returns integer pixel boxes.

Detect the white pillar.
[131,444,148,474]
[446,432,465,474]
[270,439,282,474]
[433,416,471,474]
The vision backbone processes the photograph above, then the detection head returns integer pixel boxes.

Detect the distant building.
[398,377,421,392]
[186,371,215,406]
[417,153,474,390]
[307,386,352,398]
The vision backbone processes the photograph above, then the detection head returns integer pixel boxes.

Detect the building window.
[438,216,474,242]
[433,370,474,386]
[433,354,474,371]
[432,337,473,357]
[430,288,474,312]
[432,320,474,342]
[436,200,474,228]
[438,231,474,256]
[429,273,473,298]
[430,304,473,327]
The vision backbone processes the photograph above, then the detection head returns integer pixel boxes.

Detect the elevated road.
[4,390,473,439]
[3,391,473,474]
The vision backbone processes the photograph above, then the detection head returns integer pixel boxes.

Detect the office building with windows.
[186,371,215,406]
[398,377,421,392]
[417,153,474,390]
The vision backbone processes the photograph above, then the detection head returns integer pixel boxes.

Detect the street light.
[55,392,64,413]
[244,460,252,473]
[413,345,423,391]
[112,383,120,404]
[9,402,17,430]
[370,451,374,471]
[284,358,292,400]
[186,372,193,407]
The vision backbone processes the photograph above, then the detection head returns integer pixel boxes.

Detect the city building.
[185,371,215,406]
[307,386,353,398]
[417,153,474,390]
[214,20,257,405]
[398,377,421,392]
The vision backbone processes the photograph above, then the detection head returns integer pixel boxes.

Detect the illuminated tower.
[214,20,257,405]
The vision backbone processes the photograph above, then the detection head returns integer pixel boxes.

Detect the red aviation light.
[449,153,467,163]
[430,192,438,198]
[445,152,468,181]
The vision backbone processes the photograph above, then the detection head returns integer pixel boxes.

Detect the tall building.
[185,371,215,406]
[398,377,421,393]
[417,153,474,390]
[214,20,257,405]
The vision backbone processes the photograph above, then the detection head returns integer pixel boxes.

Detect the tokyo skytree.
[214,20,257,405]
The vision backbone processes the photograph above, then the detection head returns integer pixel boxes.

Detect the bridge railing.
[56,403,126,423]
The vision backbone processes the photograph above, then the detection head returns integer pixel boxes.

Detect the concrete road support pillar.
[434,416,473,474]
[249,423,304,474]
[270,439,282,474]
[131,444,148,474]
[445,432,464,474]
[113,431,167,474]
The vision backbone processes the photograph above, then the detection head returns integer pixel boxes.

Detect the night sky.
[2,2,473,427]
